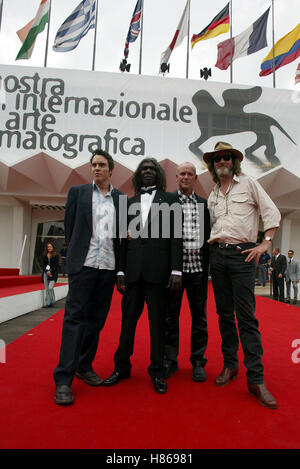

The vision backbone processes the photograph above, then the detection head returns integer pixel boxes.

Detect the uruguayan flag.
[53,0,96,52]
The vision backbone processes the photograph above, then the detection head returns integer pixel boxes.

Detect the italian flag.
[16,0,50,60]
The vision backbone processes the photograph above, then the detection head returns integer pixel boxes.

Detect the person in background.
[204,141,281,410]
[163,162,210,383]
[285,249,300,304]
[42,242,59,307]
[60,244,68,277]
[270,248,287,302]
[257,251,271,287]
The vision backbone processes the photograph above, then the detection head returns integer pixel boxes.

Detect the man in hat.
[203,141,281,409]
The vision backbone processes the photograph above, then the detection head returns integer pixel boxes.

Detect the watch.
[264,236,272,242]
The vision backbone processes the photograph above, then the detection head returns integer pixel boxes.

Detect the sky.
[0,0,299,91]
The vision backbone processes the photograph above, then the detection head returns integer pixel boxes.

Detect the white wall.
[290,220,300,260]
[0,205,13,268]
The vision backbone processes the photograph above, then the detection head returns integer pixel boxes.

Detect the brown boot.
[214,367,238,386]
[247,383,278,409]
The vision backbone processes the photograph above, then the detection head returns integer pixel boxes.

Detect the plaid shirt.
[178,191,203,273]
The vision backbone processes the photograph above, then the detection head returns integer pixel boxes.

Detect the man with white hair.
[204,141,281,410]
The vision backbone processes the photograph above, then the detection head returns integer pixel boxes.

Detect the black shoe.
[152,377,167,394]
[102,371,130,386]
[293,299,297,305]
[163,361,178,379]
[192,364,207,382]
[54,385,74,406]
[286,299,290,304]
[75,370,103,386]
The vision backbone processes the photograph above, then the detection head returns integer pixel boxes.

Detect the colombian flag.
[260,23,300,76]
[191,3,229,49]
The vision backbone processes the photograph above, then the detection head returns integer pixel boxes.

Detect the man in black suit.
[163,162,210,382]
[103,158,182,394]
[270,247,287,302]
[53,149,124,405]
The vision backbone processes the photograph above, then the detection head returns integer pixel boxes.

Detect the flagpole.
[139,0,144,74]
[229,0,233,83]
[186,0,191,79]
[44,0,52,67]
[272,0,276,88]
[92,0,99,71]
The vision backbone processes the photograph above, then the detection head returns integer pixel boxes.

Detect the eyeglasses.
[213,154,232,163]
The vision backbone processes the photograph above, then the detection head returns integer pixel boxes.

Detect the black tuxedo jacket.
[118,190,182,285]
[271,254,287,277]
[64,183,124,274]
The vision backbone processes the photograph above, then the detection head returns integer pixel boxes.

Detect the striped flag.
[295,63,300,84]
[53,0,96,52]
[124,0,143,59]
[260,23,300,76]
[191,3,229,49]
[216,8,270,70]
[159,1,189,69]
[16,0,50,60]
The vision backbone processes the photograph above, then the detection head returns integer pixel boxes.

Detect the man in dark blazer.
[163,162,210,382]
[103,158,182,394]
[270,247,287,302]
[53,149,124,405]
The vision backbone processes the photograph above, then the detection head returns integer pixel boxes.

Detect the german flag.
[191,3,230,49]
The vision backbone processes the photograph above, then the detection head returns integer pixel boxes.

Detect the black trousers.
[53,267,116,387]
[210,244,264,385]
[114,279,167,378]
[272,274,285,301]
[164,272,208,367]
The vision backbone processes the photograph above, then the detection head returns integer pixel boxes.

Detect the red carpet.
[0,269,68,298]
[0,283,300,449]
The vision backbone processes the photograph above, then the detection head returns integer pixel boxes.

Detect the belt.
[212,242,255,251]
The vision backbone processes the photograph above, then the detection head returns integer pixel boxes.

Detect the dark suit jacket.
[64,183,124,274]
[271,254,287,278]
[41,254,59,283]
[118,190,182,285]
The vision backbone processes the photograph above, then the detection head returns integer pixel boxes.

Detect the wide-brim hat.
[203,141,243,164]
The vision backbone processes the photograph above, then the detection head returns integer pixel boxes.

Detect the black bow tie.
[140,187,156,195]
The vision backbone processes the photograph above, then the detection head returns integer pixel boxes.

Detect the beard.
[215,166,233,178]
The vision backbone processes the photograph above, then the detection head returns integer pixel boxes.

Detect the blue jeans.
[43,273,55,306]
[257,264,268,286]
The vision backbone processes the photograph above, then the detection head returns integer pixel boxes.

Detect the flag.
[53,0,96,52]
[124,0,143,59]
[216,8,270,70]
[17,20,34,44]
[0,0,3,31]
[191,2,229,49]
[260,23,300,76]
[159,1,189,68]
[16,0,49,60]
[295,63,300,84]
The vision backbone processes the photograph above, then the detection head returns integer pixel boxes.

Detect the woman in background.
[42,242,59,307]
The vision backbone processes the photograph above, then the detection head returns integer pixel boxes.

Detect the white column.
[11,207,25,272]
[281,217,292,256]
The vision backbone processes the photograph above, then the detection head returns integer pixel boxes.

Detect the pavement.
[0,280,298,346]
